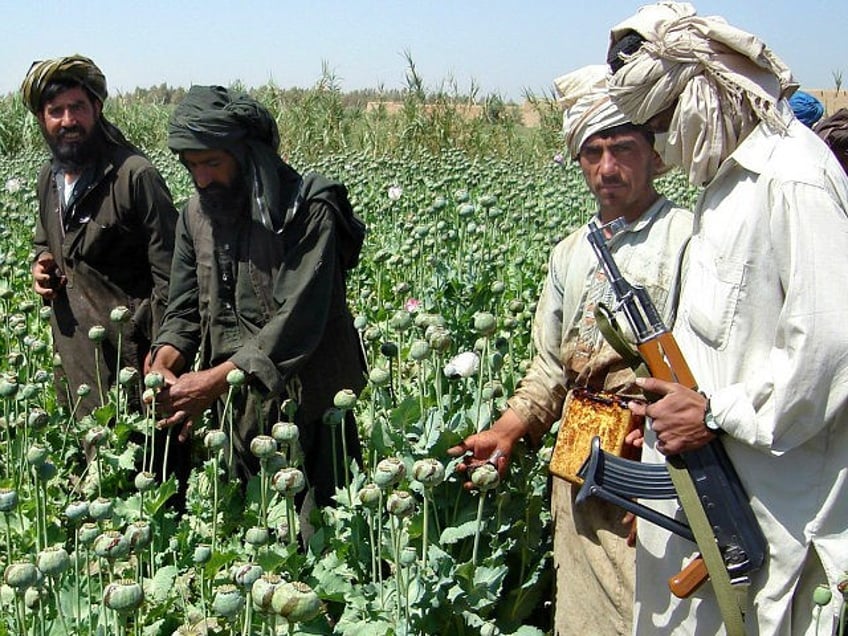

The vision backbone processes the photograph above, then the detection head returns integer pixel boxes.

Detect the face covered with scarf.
[605,1,798,186]
[168,85,298,230]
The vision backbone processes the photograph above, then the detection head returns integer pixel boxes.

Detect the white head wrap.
[607,1,797,185]
[554,65,630,159]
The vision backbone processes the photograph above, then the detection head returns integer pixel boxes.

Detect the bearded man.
[149,86,366,508]
[606,3,848,634]
[22,56,179,405]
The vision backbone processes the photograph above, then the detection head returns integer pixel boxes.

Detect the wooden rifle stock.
[586,218,765,604]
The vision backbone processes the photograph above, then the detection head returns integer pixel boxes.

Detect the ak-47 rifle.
[579,217,766,599]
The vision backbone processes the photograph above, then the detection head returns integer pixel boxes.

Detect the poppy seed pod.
[78,522,99,545]
[250,573,282,613]
[212,583,244,618]
[386,490,415,518]
[333,388,358,410]
[144,372,164,389]
[193,544,212,565]
[226,368,246,387]
[87,325,106,342]
[272,581,322,622]
[368,367,390,387]
[204,429,228,451]
[470,463,500,492]
[125,521,152,551]
[5,561,38,590]
[232,563,264,589]
[36,546,70,577]
[408,340,430,361]
[88,496,113,521]
[411,458,445,487]
[244,526,270,548]
[358,483,381,510]
[134,471,157,492]
[373,457,405,489]
[26,444,48,466]
[118,366,138,386]
[813,584,833,607]
[103,579,144,613]
[109,305,131,323]
[249,435,277,459]
[271,421,299,444]
[0,488,19,513]
[93,530,130,560]
[272,468,305,496]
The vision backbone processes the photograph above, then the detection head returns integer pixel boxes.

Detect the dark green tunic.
[34,140,178,416]
[155,169,366,505]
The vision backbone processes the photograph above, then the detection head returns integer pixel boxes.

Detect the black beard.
[197,179,249,222]
[45,125,101,173]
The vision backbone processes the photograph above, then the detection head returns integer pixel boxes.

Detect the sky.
[2,1,846,103]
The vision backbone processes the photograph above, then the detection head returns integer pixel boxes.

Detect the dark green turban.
[21,54,108,114]
[169,85,294,231]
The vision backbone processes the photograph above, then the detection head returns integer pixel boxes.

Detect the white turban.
[554,65,630,159]
[607,1,797,185]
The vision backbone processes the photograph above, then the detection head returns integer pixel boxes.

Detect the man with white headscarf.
[606,3,848,634]
[449,65,691,634]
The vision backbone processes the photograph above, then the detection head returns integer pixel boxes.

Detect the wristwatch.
[700,392,723,435]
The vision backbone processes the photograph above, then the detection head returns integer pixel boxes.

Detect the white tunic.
[635,107,848,635]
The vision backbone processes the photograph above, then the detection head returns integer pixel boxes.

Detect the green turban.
[21,54,108,114]
[168,85,280,154]
[169,85,295,232]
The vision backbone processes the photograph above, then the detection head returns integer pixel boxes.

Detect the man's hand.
[447,409,528,489]
[32,253,66,301]
[155,363,235,442]
[627,377,715,455]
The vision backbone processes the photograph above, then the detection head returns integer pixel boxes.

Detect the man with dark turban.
[149,86,366,510]
[21,55,186,493]
[449,66,691,635]
[815,108,848,174]
[604,3,848,634]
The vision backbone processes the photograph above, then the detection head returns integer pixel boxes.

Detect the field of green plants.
[0,75,700,636]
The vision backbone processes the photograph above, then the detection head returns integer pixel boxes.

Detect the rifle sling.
[667,455,747,635]
[594,303,644,370]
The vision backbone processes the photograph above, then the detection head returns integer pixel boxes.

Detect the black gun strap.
[667,457,747,635]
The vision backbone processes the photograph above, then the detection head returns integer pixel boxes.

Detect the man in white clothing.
[606,3,848,634]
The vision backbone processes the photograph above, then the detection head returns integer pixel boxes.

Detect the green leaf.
[146,565,179,603]
[440,519,479,545]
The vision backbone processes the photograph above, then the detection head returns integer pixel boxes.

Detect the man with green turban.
[149,85,366,508]
[21,55,186,494]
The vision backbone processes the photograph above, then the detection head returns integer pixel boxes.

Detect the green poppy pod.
[272,580,322,622]
[87,325,106,342]
[103,579,144,613]
[386,490,415,518]
[212,584,244,618]
[36,546,70,577]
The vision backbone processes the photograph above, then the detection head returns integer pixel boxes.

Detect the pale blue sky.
[2,1,845,101]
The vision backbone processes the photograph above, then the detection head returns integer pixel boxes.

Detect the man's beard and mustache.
[44,123,101,173]
[197,176,250,222]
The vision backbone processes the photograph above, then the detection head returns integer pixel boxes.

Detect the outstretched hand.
[628,377,715,455]
[447,409,528,489]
